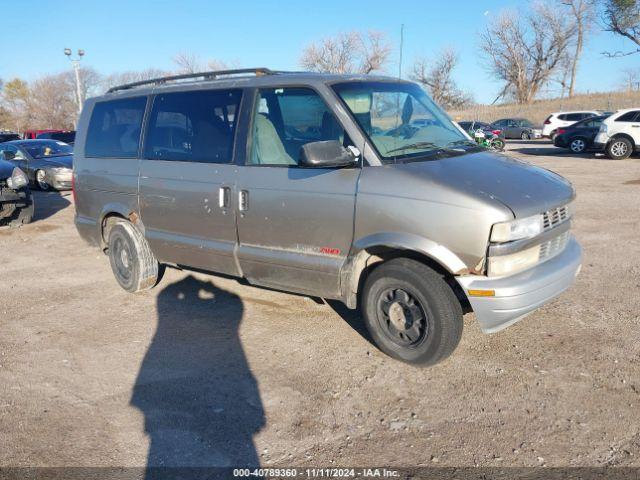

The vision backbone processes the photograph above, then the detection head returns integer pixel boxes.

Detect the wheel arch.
[609,133,636,148]
[99,203,145,250]
[340,233,473,310]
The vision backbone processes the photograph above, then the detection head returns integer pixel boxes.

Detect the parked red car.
[22,129,64,140]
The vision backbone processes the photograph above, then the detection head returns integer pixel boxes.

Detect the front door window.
[248,87,350,166]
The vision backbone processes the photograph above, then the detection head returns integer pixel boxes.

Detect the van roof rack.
[107,67,276,93]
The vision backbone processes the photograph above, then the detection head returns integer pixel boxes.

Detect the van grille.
[539,231,570,261]
[543,205,570,231]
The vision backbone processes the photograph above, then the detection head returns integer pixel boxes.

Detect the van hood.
[0,159,15,179]
[400,150,575,218]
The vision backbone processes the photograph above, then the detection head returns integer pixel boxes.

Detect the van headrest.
[342,91,372,115]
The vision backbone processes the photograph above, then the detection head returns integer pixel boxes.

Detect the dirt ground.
[1,141,639,472]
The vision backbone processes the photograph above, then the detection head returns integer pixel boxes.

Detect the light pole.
[64,48,85,116]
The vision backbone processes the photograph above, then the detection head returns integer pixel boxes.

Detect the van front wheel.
[107,220,164,293]
[362,258,463,366]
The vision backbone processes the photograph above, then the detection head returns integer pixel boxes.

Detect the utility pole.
[64,48,85,117]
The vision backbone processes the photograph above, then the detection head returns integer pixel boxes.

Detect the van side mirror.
[299,140,358,168]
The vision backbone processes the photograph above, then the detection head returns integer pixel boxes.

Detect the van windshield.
[332,81,477,163]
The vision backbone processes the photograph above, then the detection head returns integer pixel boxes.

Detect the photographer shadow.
[131,275,264,476]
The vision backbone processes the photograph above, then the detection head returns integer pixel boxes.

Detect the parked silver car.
[0,140,73,190]
[73,68,582,365]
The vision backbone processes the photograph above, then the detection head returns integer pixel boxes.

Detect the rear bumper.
[456,236,582,333]
[75,214,101,247]
[553,137,568,148]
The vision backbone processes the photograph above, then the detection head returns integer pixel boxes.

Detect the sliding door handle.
[218,186,231,208]
[239,190,249,211]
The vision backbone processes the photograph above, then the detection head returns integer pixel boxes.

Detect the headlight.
[488,244,540,276]
[598,123,608,134]
[6,167,28,189]
[490,214,544,243]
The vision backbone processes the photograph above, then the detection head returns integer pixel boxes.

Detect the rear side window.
[85,97,147,158]
[144,89,242,163]
[616,111,640,122]
[557,114,568,121]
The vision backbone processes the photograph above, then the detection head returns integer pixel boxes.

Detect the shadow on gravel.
[31,190,71,222]
[511,147,603,158]
[327,301,375,346]
[131,275,264,476]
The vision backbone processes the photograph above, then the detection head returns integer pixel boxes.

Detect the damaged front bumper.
[456,236,582,333]
[0,185,31,220]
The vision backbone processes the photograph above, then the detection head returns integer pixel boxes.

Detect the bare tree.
[602,0,640,56]
[619,67,640,90]
[480,3,577,104]
[173,52,204,74]
[1,78,30,132]
[410,49,473,109]
[561,0,595,96]
[300,31,392,74]
[62,66,102,111]
[29,73,77,129]
[102,68,170,92]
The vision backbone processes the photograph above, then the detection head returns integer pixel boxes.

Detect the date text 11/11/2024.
[232,467,401,477]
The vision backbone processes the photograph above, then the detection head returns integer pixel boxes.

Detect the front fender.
[352,232,468,273]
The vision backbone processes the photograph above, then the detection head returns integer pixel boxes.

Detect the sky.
[0,0,638,104]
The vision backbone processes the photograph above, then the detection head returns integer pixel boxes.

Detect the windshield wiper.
[385,142,439,154]
[446,139,478,147]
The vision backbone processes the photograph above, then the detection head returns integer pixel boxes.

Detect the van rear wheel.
[362,258,463,366]
[107,220,164,293]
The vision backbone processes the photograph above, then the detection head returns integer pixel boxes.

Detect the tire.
[606,137,633,160]
[521,131,530,140]
[361,258,463,366]
[107,220,163,293]
[569,137,587,154]
[35,170,50,191]
[491,138,505,152]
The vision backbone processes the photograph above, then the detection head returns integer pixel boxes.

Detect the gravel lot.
[1,141,639,471]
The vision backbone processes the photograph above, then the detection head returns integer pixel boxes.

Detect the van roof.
[101,68,406,99]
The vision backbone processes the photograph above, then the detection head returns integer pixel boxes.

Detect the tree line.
[0,0,638,132]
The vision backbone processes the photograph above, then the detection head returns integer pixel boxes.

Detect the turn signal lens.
[467,289,496,297]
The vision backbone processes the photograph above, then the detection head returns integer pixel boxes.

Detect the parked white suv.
[594,108,640,160]
[542,111,600,140]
